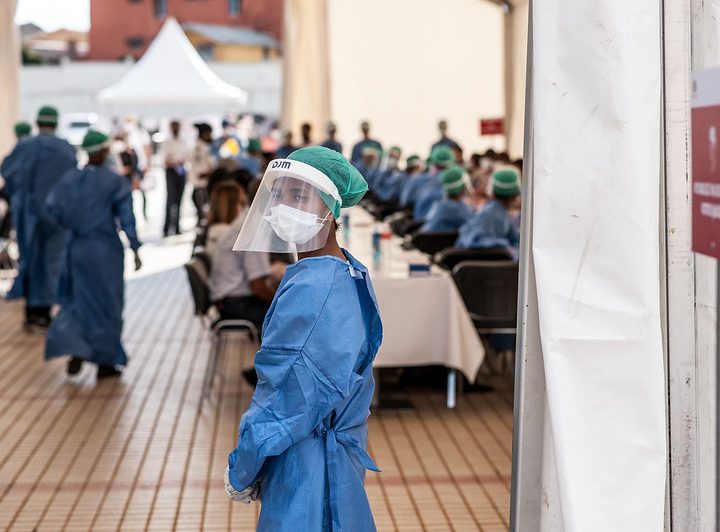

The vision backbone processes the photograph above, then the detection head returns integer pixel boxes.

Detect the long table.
[339,208,485,407]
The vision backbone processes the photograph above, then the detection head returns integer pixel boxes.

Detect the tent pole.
[510,2,546,530]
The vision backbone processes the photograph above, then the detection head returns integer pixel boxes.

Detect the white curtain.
[281,0,331,140]
[531,1,667,530]
[505,0,529,159]
[0,0,20,158]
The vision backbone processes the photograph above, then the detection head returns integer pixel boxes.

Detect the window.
[229,0,242,16]
[126,37,145,49]
[154,0,168,17]
[128,0,142,3]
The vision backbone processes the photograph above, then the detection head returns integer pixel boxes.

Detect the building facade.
[88,0,282,61]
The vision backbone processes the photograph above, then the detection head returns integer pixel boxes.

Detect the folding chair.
[452,260,519,375]
[435,246,514,270]
[184,252,259,409]
[410,230,459,256]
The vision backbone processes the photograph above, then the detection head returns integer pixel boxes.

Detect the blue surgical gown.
[399,172,437,208]
[227,250,383,532]
[456,199,520,252]
[238,155,261,177]
[420,199,473,233]
[276,143,298,159]
[355,163,380,189]
[321,139,343,154]
[350,139,383,165]
[44,164,141,367]
[375,171,408,202]
[413,182,444,221]
[2,133,76,307]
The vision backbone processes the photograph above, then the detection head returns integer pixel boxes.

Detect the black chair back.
[452,260,519,329]
[184,254,211,316]
[410,231,459,256]
[436,246,514,270]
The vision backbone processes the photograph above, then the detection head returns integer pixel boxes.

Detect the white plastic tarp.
[531,2,667,530]
[97,18,247,114]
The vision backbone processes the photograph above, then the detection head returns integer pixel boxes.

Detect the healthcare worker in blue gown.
[225,146,383,531]
[44,130,142,380]
[419,165,474,233]
[1,106,77,331]
[456,167,522,257]
[398,145,454,209]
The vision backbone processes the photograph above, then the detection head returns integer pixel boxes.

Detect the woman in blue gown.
[44,130,141,379]
[225,146,383,531]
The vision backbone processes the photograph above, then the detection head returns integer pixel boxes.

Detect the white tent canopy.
[97,17,247,115]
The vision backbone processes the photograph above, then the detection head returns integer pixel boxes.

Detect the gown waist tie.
[314,425,381,531]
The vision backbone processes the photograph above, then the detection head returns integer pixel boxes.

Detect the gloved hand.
[224,467,260,504]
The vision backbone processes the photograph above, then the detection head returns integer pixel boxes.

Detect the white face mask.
[264,204,330,245]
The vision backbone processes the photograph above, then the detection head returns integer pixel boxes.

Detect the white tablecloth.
[340,208,485,381]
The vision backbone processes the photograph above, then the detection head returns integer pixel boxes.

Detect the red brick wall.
[88,0,283,61]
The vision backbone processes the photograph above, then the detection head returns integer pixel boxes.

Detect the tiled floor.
[0,267,512,531]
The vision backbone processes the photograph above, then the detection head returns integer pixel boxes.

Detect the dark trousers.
[26,305,51,323]
[164,168,186,236]
[191,187,209,224]
[218,296,270,331]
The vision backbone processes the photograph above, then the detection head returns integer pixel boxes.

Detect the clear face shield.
[232,159,341,255]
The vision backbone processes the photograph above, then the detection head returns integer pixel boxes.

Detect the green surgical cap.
[441,166,466,195]
[390,146,402,154]
[82,129,110,154]
[406,155,421,167]
[288,146,368,218]
[14,121,31,137]
[361,145,380,157]
[492,168,521,197]
[36,105,58,126]
[247,137,261,152]
[431,146,454,168]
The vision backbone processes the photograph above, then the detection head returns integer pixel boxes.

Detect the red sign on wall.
[479,118,505,136]
[692,70,720,260]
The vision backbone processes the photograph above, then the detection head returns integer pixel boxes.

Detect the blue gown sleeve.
[1,141,32,197]
[113,179,141,250]
[227,265,364,491]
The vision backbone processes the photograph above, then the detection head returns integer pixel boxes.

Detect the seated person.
[204,181,247,259]
[419,166,473,233]
[399,145,454,209]
[376,154,422,203]
[456,168,521,257]
[354,145,381,187]
[208,206,277,330]
[372,145,402,193]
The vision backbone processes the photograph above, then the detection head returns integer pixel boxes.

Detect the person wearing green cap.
[0,105,76,331]
[350,120,383,165]
[456,167,521,255]
[355,144,381,187]
[419,165,474,233]
[398,145,454,209]
[226,146,382,530]
[320,121,343,154]
[14,121,32,140]
[238,137,262,177]
[44,129,141,379]
[372,145,402,193]
[374,154,423,204]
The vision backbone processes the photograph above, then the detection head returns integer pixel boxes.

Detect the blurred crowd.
[0,106,521,381]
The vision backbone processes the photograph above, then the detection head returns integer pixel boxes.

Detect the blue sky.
[15,0,90,32]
